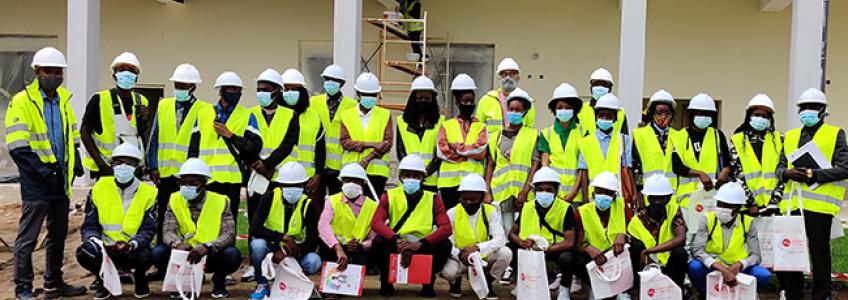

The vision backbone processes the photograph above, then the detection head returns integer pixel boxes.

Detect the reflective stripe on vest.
[543,125,583,201]
[387,187,434,238]
[454,204,496,250]
[731,131,782,207]
[309,94,358,171]
[705,212,751,265]
[282,108,321,177]
[438,118,486,188]
[674,128,718,208]
[578,200,626,252]
[397,115,443,186]
[339,106,391,178]
[170,191,229,247]
[633,126,679,205]
[519,200,570,244]
[83,90,148,172]
[264,188,310,243]
[156,98,215,177]
[209,105,251,184]
[781,124,846,216]
[329,192,378,243]
[576,105,626,136]
[476,90,536,139]
[626,202,679,265]
[91,177,157,244]
[490,126,537,202]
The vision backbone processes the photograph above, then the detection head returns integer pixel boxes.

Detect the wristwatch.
[806,168,814,179]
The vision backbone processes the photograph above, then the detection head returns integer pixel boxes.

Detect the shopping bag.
[831,214,845,239]
[705,271,757,300]
[263,254,314,300]
[91,238,122,296]
[318,262,366,297]
[773,186,810,272]
[585,246,634,299]
[467,252,489,299]
[515,249,549,300]
[639,264,681,300]
[388,253,433,284]
[756,216,775,269]
[685,188,717,236]
[162,250,206,300]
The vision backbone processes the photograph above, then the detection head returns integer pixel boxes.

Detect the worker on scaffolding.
[399,0,423,58]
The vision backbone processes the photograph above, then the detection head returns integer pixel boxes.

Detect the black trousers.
[367,175,388,201]
[76,241,152,284]
[439,186,461,210]
[321,169,343,196]
[155,176,179,244]
[206,182,242,227]
[318,244,371,267]
[629,239,687,291]
[371,236,452,287]
[13,198,70,294]
[246,192,264,243]
[777,210,833,300]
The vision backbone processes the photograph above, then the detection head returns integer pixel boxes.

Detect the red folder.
[388,253,433,284]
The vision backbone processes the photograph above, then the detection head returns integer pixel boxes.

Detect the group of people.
[6,46,847,300]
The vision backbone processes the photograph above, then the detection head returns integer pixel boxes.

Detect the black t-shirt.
[81,89,136,134]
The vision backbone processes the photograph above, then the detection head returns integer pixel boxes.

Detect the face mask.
[714,207,736,224]
[115,71,137,90]
[360,96,377,110]
[462,201,482,215]
[799,110,821,127]
[693,115,712,129]
[647,203,666,220]
[500,77,516,92]
[535,192,555,208]
[506,111,524,125]
[324,81,341,96]
[282,187,304,204]
[458,104,475,117]
[39,76,63,91]
[591,86,609,100]
[113,164,136,184]
[174,89,191,102]
[180,185,200,201]
[222,91,241,105]
[283,90,300,106]
[402,178,421,194]
[342,182,363,199]
[556,109,574,123]
[749,116,769,131]
[596,119,614,131]
[257,91,274,107]
[594,194,614,211]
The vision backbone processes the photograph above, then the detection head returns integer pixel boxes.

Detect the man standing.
[476,58,536,138]
[309,65,358,197]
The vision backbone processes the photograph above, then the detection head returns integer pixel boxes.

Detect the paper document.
[787,140,832,190]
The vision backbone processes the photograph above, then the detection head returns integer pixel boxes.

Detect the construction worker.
[688,182,770,296]
[399,0,423,57]
[775,88,848,300]
[540,83,586,203]
[397,76,443,194]
[317,164,377,274]
[577,93,634,204]
[631,89,678,208]
[80,52,150,178]
[371,155,452,298]
[437,74,488,212]
[248,162,321,299]
[485,87,539,232]
[729,94,784,217]
[627,174,687,292]
[570,171,632,299]
[476,58,536,138]
[340,72,393,200]
[151,158,241,299]
[6,47,86,300]
[508,167,576,300]
[441,174,510,299]
[577,68,628,135]
[309,64,358,197]
[279,68,325,200]
[76,143,155,299]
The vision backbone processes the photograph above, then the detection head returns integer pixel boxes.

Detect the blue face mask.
[693,116,712,129]
[506,111,524,125]
[749,116,770,131]
[402,178,421,194]
[282,187,304,204]
[535,192,555,208]
[115,71,137,90]
[594,194,614,211]
[799,110,821,127]
[180,185,199,201]
[174,89,191,102]
[283,90,300,106]
[556,109,574,123]
[360,96,378,110]
[596,118,614,131]
[112,164,136,184]
[257,91,274,107]
[324,81,341,96]
[591,86,609,100]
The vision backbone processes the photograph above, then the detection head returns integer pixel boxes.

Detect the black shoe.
[146,270,165,282]
[93,286,111,300]
[89,278,102,290]
[168,292,181,299]
[420,284,436,298]
[44,282,87,299]
[448,280,462,298]
[210,287,229,299]
[379,283,395,297]
[15,290,36,300]
[133,279,150,298]
[486,289,499,300]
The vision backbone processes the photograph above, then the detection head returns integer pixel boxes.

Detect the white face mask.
[342,182,363,199]
[714,207,735,224]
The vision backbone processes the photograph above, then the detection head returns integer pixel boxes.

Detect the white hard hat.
[398,154,426,173]
[450,73,477,91]
[275,161,309,184]
[458,174,487,192]
[110,52,141,71]
[796,88,827,106]
[177,158,211,178]
[281,68,306,86]
[110,143,143,161]
[169,63,202,84]
[641,174,674,196]
[649,89,676,108]
[354,72,382,93]
[214,71,244,88]
[411,76,436,92]
[591,171,620,193]
[321,64,346,81]
[256,68,283,87]
[338,163,368,181]
[552,83,579,100]
[595,93,621,110]
[505,87,532,103]
[713,182,747,205]
[532,167,561,186]
[31,47,67,69]
[496,58,520,74]
[590,68,614,84]
[747,93,775,112]
[687,93,717,112]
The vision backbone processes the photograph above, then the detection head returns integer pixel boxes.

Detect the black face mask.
[463,202,482,215]
[647,203,666,220]
[39,76,63,92]
[222,91,242,105]
[458,104,475,117]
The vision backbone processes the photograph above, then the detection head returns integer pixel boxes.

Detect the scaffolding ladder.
[364,11,427,110]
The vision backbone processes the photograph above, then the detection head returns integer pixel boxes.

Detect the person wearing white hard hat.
[81,51,151,178]
[631,89,679,208]
[247,162,322,299]
[477,58,536,139]
[152,158,241,299]
[371,155,452,297]
[279,68,326,200]
[440,174,510,299]
[688,182,770,297]
[540,83,586,203]
[7,46,87,300]
[578,68,629,135]
[626,174,687,293]
[577,93,635,205]
[774,87,848,300]
[398,76,444,194]
[339,72,394,200]
[76,143,156,299]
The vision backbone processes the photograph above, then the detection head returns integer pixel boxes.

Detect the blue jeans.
[687,259,771,293]
[249,238,322,285]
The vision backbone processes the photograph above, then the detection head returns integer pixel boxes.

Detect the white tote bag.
[162,250,206,300]
[638,264,681,300]
[91,238,122,296]
[685,188,717,236]
[262,254,314,300]
[705,271,757,300]
[467,252,489,299]
[772,185,810,273]
[755,216,775,269]
[585,246,634,299]
[515,249,549,300]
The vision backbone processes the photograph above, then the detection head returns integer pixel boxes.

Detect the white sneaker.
[500,266,513,285]
[570,276,583,293]
[556,286,571,300]
[549,273,562,290]
[241,265,255,282]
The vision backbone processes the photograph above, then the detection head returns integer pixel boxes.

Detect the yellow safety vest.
[633,126,679,205]
[309,94,358,171]
[674,128,719,208]
[476,90,536,139]
[542,124,584,201]
[387,187,434,238]
[402,0,424,32]
[4,80,80,197]
[170,191,229,247]
[490,126,537,203]
[453,204,496,249]
[438,118,486,188]
[781,124,846,216]
[397,115,444,186]
[732,132,782,207]
[626,202,679,265]
[519,200,571,244]
[251,106,296,178]
[329,192,377,243]
[282,108,321,177]
[83,89,149,172]
[579,199,626,252]
[91,177,157,244]
[156,98,216,178]
[339,106,391,178]
[208,105,252,184]
[576,105,626,135]
[578,130,623,197]
[264,188,310,243]
[705,212,751,265]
